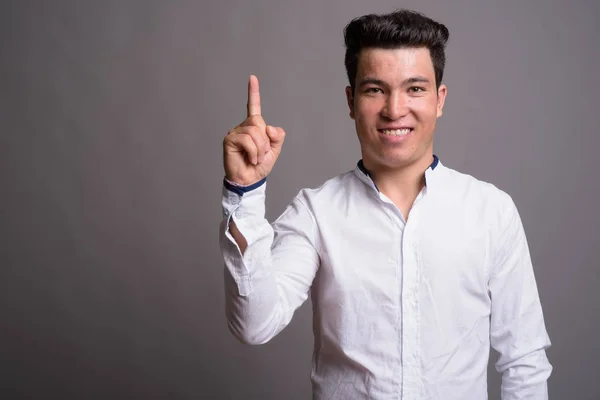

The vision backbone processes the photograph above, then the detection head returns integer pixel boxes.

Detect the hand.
[223,75,286,186]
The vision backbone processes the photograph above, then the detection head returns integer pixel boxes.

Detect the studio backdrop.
[1,0,599,399]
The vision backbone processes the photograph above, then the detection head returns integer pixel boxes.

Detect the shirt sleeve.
[488,196,552,399]
[219,181,320,345]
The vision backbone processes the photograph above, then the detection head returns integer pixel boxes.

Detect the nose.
[381,92,409,120]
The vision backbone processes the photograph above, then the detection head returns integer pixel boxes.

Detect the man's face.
[346,47,447,172]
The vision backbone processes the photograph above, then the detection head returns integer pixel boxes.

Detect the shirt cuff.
[223,177,266,196]
[222,179,267,225]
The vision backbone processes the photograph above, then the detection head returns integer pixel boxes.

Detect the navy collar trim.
[357,154,439,176]
[357,159,379,191]
[356,155,440,191]
[357,159,371,177]
[430,154,439,170]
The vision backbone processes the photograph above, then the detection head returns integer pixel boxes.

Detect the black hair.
[344,9,449,92]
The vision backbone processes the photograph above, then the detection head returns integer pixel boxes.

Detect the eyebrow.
[358,76,431,87]
[403,76,431,85]
[358,78,387,87]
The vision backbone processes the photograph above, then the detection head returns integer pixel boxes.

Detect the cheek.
[355,101,381,121]
[413,100,439,121]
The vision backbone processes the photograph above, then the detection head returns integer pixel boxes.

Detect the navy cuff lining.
[223,177,266,196]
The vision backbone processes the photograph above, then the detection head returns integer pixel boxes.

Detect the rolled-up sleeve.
[488,197,552,399]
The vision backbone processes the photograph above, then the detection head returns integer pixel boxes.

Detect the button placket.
[400,197,423,399]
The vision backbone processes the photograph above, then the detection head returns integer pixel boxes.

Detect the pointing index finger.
[247,74,261,118]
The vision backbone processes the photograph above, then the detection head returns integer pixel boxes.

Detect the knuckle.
[246,126,265,142]
[246,125,259,136]
[239,133,252,144]
[244,136,257,150]
[224,132,237,144]
[240,126,256,139]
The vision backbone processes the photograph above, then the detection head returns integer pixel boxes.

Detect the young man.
[220,9,552,399]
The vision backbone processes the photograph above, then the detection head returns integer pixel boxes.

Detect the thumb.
[267,125,286,149]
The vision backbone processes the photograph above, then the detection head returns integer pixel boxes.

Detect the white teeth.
[381,128,411,136]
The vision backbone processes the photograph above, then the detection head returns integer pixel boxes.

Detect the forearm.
[220,186,318,345]
[489,195,552,399]
[499,348,552,399]
[223,252,289,345]
[228,220,248,254]
[221,215,287,345]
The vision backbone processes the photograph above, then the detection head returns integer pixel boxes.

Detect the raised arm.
[223,75,285,253]
[219,76,319,345]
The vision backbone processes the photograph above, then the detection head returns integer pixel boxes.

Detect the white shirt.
[219,157,552,399]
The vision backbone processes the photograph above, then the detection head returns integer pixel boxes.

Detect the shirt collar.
[354,155,441,192]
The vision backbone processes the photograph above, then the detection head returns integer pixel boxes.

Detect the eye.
[365,87,383,94]
[409,86,425,93]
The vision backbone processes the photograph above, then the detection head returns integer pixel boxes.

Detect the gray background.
[1,0,598,399]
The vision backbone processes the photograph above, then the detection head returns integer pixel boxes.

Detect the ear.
[345,86,355,119]
[436,84,447,118]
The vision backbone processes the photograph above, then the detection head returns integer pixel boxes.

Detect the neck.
[365,154,434,216]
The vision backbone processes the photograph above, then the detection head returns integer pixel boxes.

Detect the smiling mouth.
[378,128,413,136]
